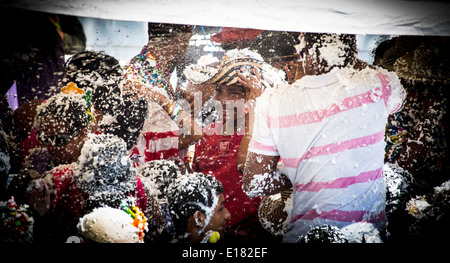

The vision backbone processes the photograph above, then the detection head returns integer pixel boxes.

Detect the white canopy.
[2,0,450,36]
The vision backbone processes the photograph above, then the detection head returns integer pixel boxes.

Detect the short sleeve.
[377,70,406,114]
[248,92,280,156]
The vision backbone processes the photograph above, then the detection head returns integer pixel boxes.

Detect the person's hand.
[237,66,263,101]
[283,61,305,83]
[123,80,170,112]
[185,82,216,108]
[151,90,171,112]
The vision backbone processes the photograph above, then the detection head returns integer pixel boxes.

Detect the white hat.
[77,207,140,243]
[184,48,286,89]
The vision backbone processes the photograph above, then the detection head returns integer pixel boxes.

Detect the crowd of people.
[1,17,449,243]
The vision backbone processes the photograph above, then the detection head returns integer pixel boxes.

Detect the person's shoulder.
[339,65,398,86]
[369,66,402,88]
[352,64,399,80]
[259,82,296,101]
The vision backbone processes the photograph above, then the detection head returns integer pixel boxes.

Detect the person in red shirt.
[25,93,148,242]
[186,48,286,242]
[192,83,259,231]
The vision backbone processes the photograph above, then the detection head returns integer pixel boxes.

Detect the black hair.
[167,173,224,237]
[297,225,348,243]
[114,95,148,150]
[64,50,123,116]
[75,134,137,197]
[76,137,138,220]
[301,33,357,72]
[64,50,147,150]
[222,31,299,63]
[147,23,193,41]
[65,50,123,82]
[35,93,89,135]
[374,36,450,73]
[81,190,129,215]
[138,159,181,201]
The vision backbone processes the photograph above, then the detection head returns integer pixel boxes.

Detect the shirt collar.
[294,70,339,89]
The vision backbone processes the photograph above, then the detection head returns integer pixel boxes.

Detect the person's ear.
[193,211,207,228]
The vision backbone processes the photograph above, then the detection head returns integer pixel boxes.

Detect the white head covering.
[184,48,286,89]
[77,207,141,243]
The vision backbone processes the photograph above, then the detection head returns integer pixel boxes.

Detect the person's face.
[214,85,247,122]
[203,194,230,239]
[37,118,88,165]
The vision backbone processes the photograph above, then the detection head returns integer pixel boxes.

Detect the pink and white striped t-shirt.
[248,67,405,242]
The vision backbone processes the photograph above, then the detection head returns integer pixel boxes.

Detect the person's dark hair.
[74,134,137,197]
[81,190,129,215]
[147,23,193,41]
[138,159,181,201]
[222,31,299,63]
[116,95,148,150]
[301,33,357,72]
[374,36,448,72]
[64,50,123,116]
[65,50,123,83]
[64,50,147,150]
[35,93,89,135]
[167,173,224,237]
[76,134,138,221]
[297,225,348,243]
[373,37,396,67]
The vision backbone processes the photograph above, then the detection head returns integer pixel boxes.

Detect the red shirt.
[129,130,179,168]
[19,128,40,164]
[49,165,147,239]
[49,165,87,239]
[193,122,260,227]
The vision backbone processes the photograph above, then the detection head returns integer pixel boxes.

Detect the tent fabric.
[2,0,450,36]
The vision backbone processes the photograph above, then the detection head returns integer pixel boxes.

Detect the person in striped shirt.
[242,33,406,243]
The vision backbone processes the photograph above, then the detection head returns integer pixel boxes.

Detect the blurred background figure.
[375,35,450,242]
[1,8,86,110]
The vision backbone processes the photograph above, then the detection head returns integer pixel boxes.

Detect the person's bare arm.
[183,82,215,110]
[242,152,292,198]
[237,134,251,172]
[237,99,256,172]
[236,67,261,171]
[178,110,204,150]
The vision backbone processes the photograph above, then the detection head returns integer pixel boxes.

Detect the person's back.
[253,65,404,242]
[244,33,406,243]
